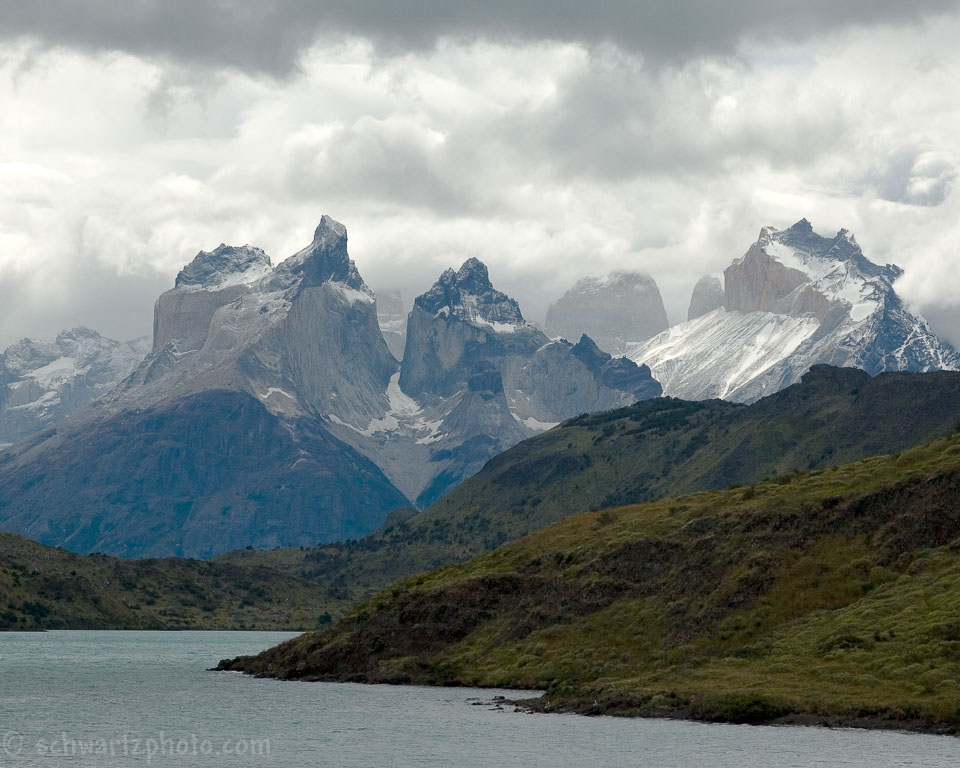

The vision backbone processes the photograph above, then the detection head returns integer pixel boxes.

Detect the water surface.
[0,631,956,766]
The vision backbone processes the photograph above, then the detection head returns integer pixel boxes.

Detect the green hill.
[217,366,960,607]
[220,427,960,734]
[0,533,341,630]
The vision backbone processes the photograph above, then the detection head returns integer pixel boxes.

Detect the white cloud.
[1,18,960,349]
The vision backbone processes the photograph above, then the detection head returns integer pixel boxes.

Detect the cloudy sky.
[3,1,960,349]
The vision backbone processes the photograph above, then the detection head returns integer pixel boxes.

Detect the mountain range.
[0,328,149,448]
[0,215,956,560]
[0,217,658,557]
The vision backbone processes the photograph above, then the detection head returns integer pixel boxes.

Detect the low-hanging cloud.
[2,9,960,350]
[1,0,960,75]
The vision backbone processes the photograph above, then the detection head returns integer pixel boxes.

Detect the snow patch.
[333,373,443,443]
[483,320,521,334]
[328,282,375,305]
[213,261,273,290]
[27,357,84,387]
[259,387,296,401]
[10,390,61,412]
[514,414,560,432]
[761,235,880,321]
[384,372,421,417]
[458,292,523,334]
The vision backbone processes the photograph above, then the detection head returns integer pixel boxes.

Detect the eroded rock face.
[511,335,662,423]
[723,242,809,315]
[687,276,724,321]
[630,219,957,402]
[0,328,149,446]
[545,272,669,355]
[326,259,662,508]
[125,214,397,427]
[399,258,544,401]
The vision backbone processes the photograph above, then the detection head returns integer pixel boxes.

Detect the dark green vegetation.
[0,532,340,630]
[218,366,960,606]
[220,427,960,733]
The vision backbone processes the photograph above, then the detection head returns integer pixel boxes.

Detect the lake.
[0,631,956,766]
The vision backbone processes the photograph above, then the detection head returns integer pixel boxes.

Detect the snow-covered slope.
[633,309,820,401]
[629,219,958,402]
[0,328,149,445]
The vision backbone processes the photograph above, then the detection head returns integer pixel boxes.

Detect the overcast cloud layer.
[2,3,960,348]
[3,0,959,73]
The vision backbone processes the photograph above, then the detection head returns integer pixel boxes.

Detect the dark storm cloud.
[1,0,959,74]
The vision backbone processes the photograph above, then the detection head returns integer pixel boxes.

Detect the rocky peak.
[544,271,668,355]
[415,258,524,328]
[725,219,904,318]
[687,275,724,321]
[175,245,271,290]
[630,218,958,403]
[768,220,898,282]
[571,334,661,398]
[400,261,540,400]
[55,327,103,344]
[570,334,608,373]
[277,215,366,290]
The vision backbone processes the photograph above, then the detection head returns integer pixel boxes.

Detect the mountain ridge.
[215,365,960,615]
[0,217,660,557]
[218,419,960,734]
[629,219,957,402]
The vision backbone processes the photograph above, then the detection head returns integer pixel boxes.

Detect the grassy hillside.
[218,366,960,606]
[0,533,344,630]
[221,427,960,733]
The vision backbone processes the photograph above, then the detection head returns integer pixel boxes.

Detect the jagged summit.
[630,218,957,402]
[761,218,895,283]
[416,258,525,329]
[724,219,904,322]
[315,213,347,242]
[279,215,366,290]
[175,244,272,290]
